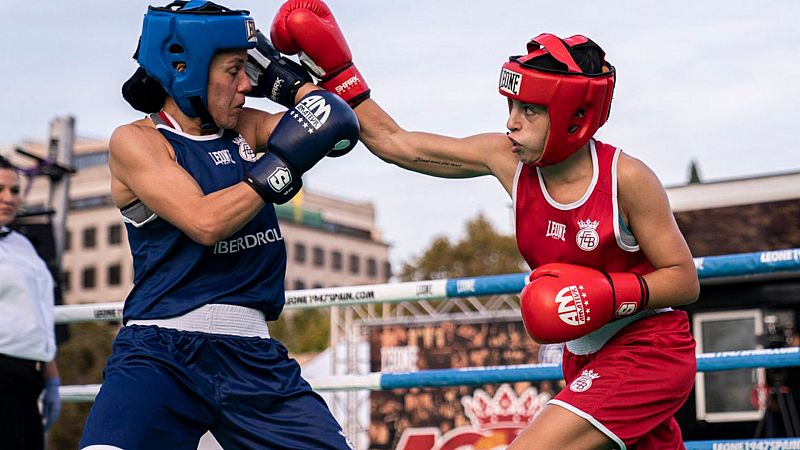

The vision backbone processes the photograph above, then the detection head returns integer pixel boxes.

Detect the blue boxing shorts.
[79,325,353,450]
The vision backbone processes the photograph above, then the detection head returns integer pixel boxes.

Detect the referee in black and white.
[0,155,61,450]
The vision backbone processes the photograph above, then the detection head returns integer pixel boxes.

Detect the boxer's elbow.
[185,219,226,247]
[683,275,701,305]
[676,267,700,306]
[647,265,700,308]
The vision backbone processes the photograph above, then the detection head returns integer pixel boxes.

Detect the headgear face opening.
[498,33,615,166]
[136,1,257,125]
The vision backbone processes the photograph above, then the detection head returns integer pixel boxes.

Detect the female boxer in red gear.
[272,2,700,448]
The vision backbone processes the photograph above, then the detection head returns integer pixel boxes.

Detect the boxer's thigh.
[210,337,354,450]
[80,327,215,450]
[554,312,696,448]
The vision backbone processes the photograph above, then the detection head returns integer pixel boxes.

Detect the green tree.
[400,213,525,281]
[269,309,331,354]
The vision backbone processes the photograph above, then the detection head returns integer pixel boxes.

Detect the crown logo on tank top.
[570,369,600,393]
[576,219,600,252]
[234,135,257,162]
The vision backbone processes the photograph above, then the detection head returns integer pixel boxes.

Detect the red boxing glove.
[520,263,649,344]
[271,0,370,107]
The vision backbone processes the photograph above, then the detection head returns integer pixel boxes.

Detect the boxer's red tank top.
[514,140,661,354]
[514,141,653,275]
[514,140,654,276]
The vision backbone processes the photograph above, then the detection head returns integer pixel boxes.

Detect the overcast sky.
[2,1,798,268]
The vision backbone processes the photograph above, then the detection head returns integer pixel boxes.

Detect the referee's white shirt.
[0,227,56,362]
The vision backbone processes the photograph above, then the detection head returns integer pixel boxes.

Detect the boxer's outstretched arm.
[269,0,518,190]
[356,99,519,192]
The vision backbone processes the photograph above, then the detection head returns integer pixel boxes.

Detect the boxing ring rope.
[54,248,800,324]
[58,347,800,400]
[55,248,800,448]
[686,439,800,450]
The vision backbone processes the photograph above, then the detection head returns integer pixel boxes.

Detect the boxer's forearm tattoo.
[412,157,463,168]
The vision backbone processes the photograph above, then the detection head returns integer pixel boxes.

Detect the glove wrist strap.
[607,272,649,318]
[319,63,371,107]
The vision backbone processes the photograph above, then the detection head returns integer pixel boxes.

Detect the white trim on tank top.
[536,140,599,210]
[154,111,224,141]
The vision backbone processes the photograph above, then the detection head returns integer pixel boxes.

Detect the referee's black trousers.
[0,354,45,450]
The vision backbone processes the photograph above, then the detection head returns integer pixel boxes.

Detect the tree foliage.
[400,213,525,281]
[270,309,330,354]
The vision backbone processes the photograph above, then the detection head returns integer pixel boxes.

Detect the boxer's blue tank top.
[122,116,286,322]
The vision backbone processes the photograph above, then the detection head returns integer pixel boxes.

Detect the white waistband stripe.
[126,304,269,338]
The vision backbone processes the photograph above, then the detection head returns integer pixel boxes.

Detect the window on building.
[62,271,71,293]
[313,246,325,267]
[312,283,323,289]
[83,227,97,249]
[70,195,114,211]
[294,279,306,290]
[107,264,122,286]
[294,242,307,264]
[82,267,96,289]
[349,254,360,275]
[332,250,343,271]
[64,230,71,251]
[367,257,378,277]
[108,224,122,245]
[693,309,765,423]
[384,261,392,281]
[74,151,109,170]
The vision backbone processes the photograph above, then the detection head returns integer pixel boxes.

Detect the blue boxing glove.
[244,90,359,204]
[41,377,61,431]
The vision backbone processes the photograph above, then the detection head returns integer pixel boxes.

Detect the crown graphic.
[579,369,601,380]
[577,219,599,230]
[461,384,550,429]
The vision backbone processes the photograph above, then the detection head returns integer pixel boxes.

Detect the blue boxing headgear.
[136,1,257,128]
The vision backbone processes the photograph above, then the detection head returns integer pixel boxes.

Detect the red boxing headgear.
[499,33,615,166]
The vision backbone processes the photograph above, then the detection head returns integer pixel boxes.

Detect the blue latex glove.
[41,377,61,431]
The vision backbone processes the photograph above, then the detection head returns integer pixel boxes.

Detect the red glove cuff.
[319,63,371,107]
[606,272,649,319]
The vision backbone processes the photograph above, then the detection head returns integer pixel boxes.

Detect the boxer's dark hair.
[0,155,16,170]
[122,67,168,114]
[529,38,607,75]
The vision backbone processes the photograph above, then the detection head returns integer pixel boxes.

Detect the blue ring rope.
[444,248,800,299]
[378,348,800,390]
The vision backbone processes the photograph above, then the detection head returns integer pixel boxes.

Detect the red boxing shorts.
[550,310,696,449]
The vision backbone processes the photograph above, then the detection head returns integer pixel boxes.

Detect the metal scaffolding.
[328,293,522,449]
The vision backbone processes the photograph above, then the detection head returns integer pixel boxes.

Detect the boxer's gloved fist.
[246,30,312,108]
[245,90,359,203]
[271,0,371,108]
[520,263,649,344]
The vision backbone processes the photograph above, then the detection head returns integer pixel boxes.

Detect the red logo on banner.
[395,384,550,450]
